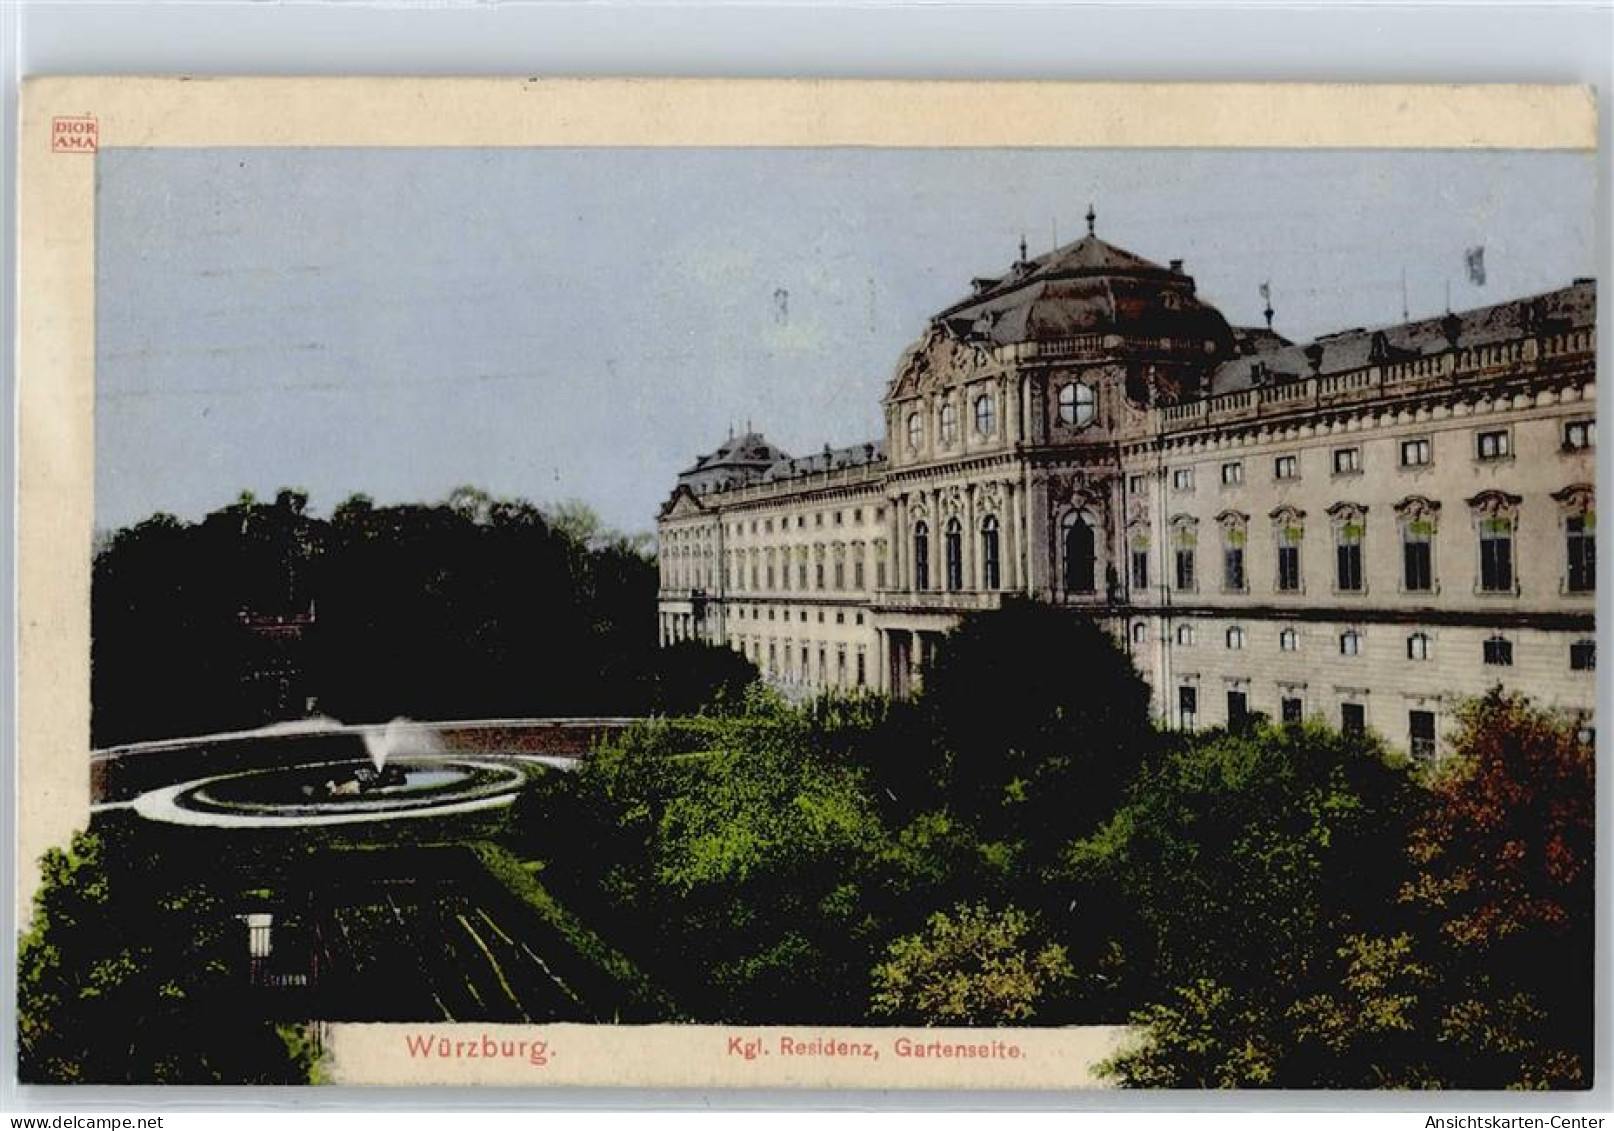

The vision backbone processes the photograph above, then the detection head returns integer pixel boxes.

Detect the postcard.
[14,78,1598,1090]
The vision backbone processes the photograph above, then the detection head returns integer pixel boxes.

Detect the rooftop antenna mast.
[1401,267,1410,322]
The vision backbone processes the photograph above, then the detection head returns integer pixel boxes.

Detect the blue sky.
[96,147,1596,536]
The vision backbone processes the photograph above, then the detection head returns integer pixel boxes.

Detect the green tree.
[870,903,1073,1026]
[1082,719,1425,1086]
[920,600,1155,856]
[646,639,759,716]
[18,825,318,1084]
[1099,694,1595,1089]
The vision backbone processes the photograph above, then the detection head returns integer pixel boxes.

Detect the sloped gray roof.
[758,439,886,483]
[1208,279,1596,396]
[934,234,1235,351]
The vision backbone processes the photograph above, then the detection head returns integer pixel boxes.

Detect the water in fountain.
[362,717,446,772]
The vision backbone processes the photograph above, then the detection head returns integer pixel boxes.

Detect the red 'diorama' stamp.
[51,116,98,153]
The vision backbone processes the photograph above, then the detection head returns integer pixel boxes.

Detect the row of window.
[1156,419,1593,494]
[730,605,865,628]
[912,515,1003,591]
[725,546,889,594]
[720,506,883,538]
[903,382,1098,452]
[1134,618,1594,670]
[734,636,868,689]
[1140,508,1592,598]
[1174,691,1445,762]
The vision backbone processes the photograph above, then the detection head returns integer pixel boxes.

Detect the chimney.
[1169,259,1184,274]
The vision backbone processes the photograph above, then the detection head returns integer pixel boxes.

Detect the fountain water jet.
[362,717,446,772]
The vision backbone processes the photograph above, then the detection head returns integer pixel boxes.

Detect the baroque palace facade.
[656,214,1596,761]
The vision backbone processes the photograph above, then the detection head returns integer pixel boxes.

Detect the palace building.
[656,212,1596,761]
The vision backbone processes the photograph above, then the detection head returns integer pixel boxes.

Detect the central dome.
[933,232,1237,355]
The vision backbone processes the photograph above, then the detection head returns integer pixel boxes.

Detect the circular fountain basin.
[124,756,530,828]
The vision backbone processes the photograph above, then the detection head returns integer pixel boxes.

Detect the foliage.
[1099,695,1595,1089]
[1071,719,1421,998]
[92,491,659,744]
[17,824,318,1084]
[870,903,1073,1026]
[645,639,759,717]
[920,598,1155,857]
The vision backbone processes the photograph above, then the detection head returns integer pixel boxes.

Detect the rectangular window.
[1483,636,1514,666]
[1178,685,1198,730]
[834,562,845,590]
[1128,474,1147,494]
[1281,696,1303,724]
[1400,437,1432,467]
[797,563,807,589]
[854,560,865,589]
[1564,419,1595,451]
[1479,521,1514,592]
[1273,454,1299,480]
[1409,710,1437,763]
[1131,549,1149,591]
[1227,691,1250,730]
[1332,447,1361,476]
[1567,516,1595,592]
[1571,639,1596,671]
[876,561,887,589]
[1277,544,1301,592]
[1172,468,1194,492]
[856,651,867,687]
[816,563,826,590]
[1476,429,1512,461]
[1224,545,1245,591]
[1175,547,1196,592]
[1221,461,1244,486]
[1341,703,1366,736]
[1336,537,1363,592]
[1403,529,1433,592]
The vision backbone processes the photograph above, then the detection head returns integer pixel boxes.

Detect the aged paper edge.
[14,76,1598,1090]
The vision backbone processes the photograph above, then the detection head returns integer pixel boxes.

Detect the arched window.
[1479,516,1515,592]
[1555,485,1596,593]
[1470,490,1521,593]
[1273,509,1305,592]
[913,521,930,591]
[1057,382,1096,427]
[944,518,964,590]
[980,515,1001,590]
[939,402,959,445]
[1407,632,1431,661]
[1340,629,1363,656]
[1226,625,1246,650]
[1176,623,1195,647]
[1331,504,1366,593]
[974,394,996,437]
[906,412,922,451]
[1062,511,1097,593]
[1279,626,1300,652]
[1171,517,1198,592]
[1131,621,1147,645]
[1218,511,1248,592]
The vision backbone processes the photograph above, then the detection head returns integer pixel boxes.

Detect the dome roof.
[934,232,1236,352]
